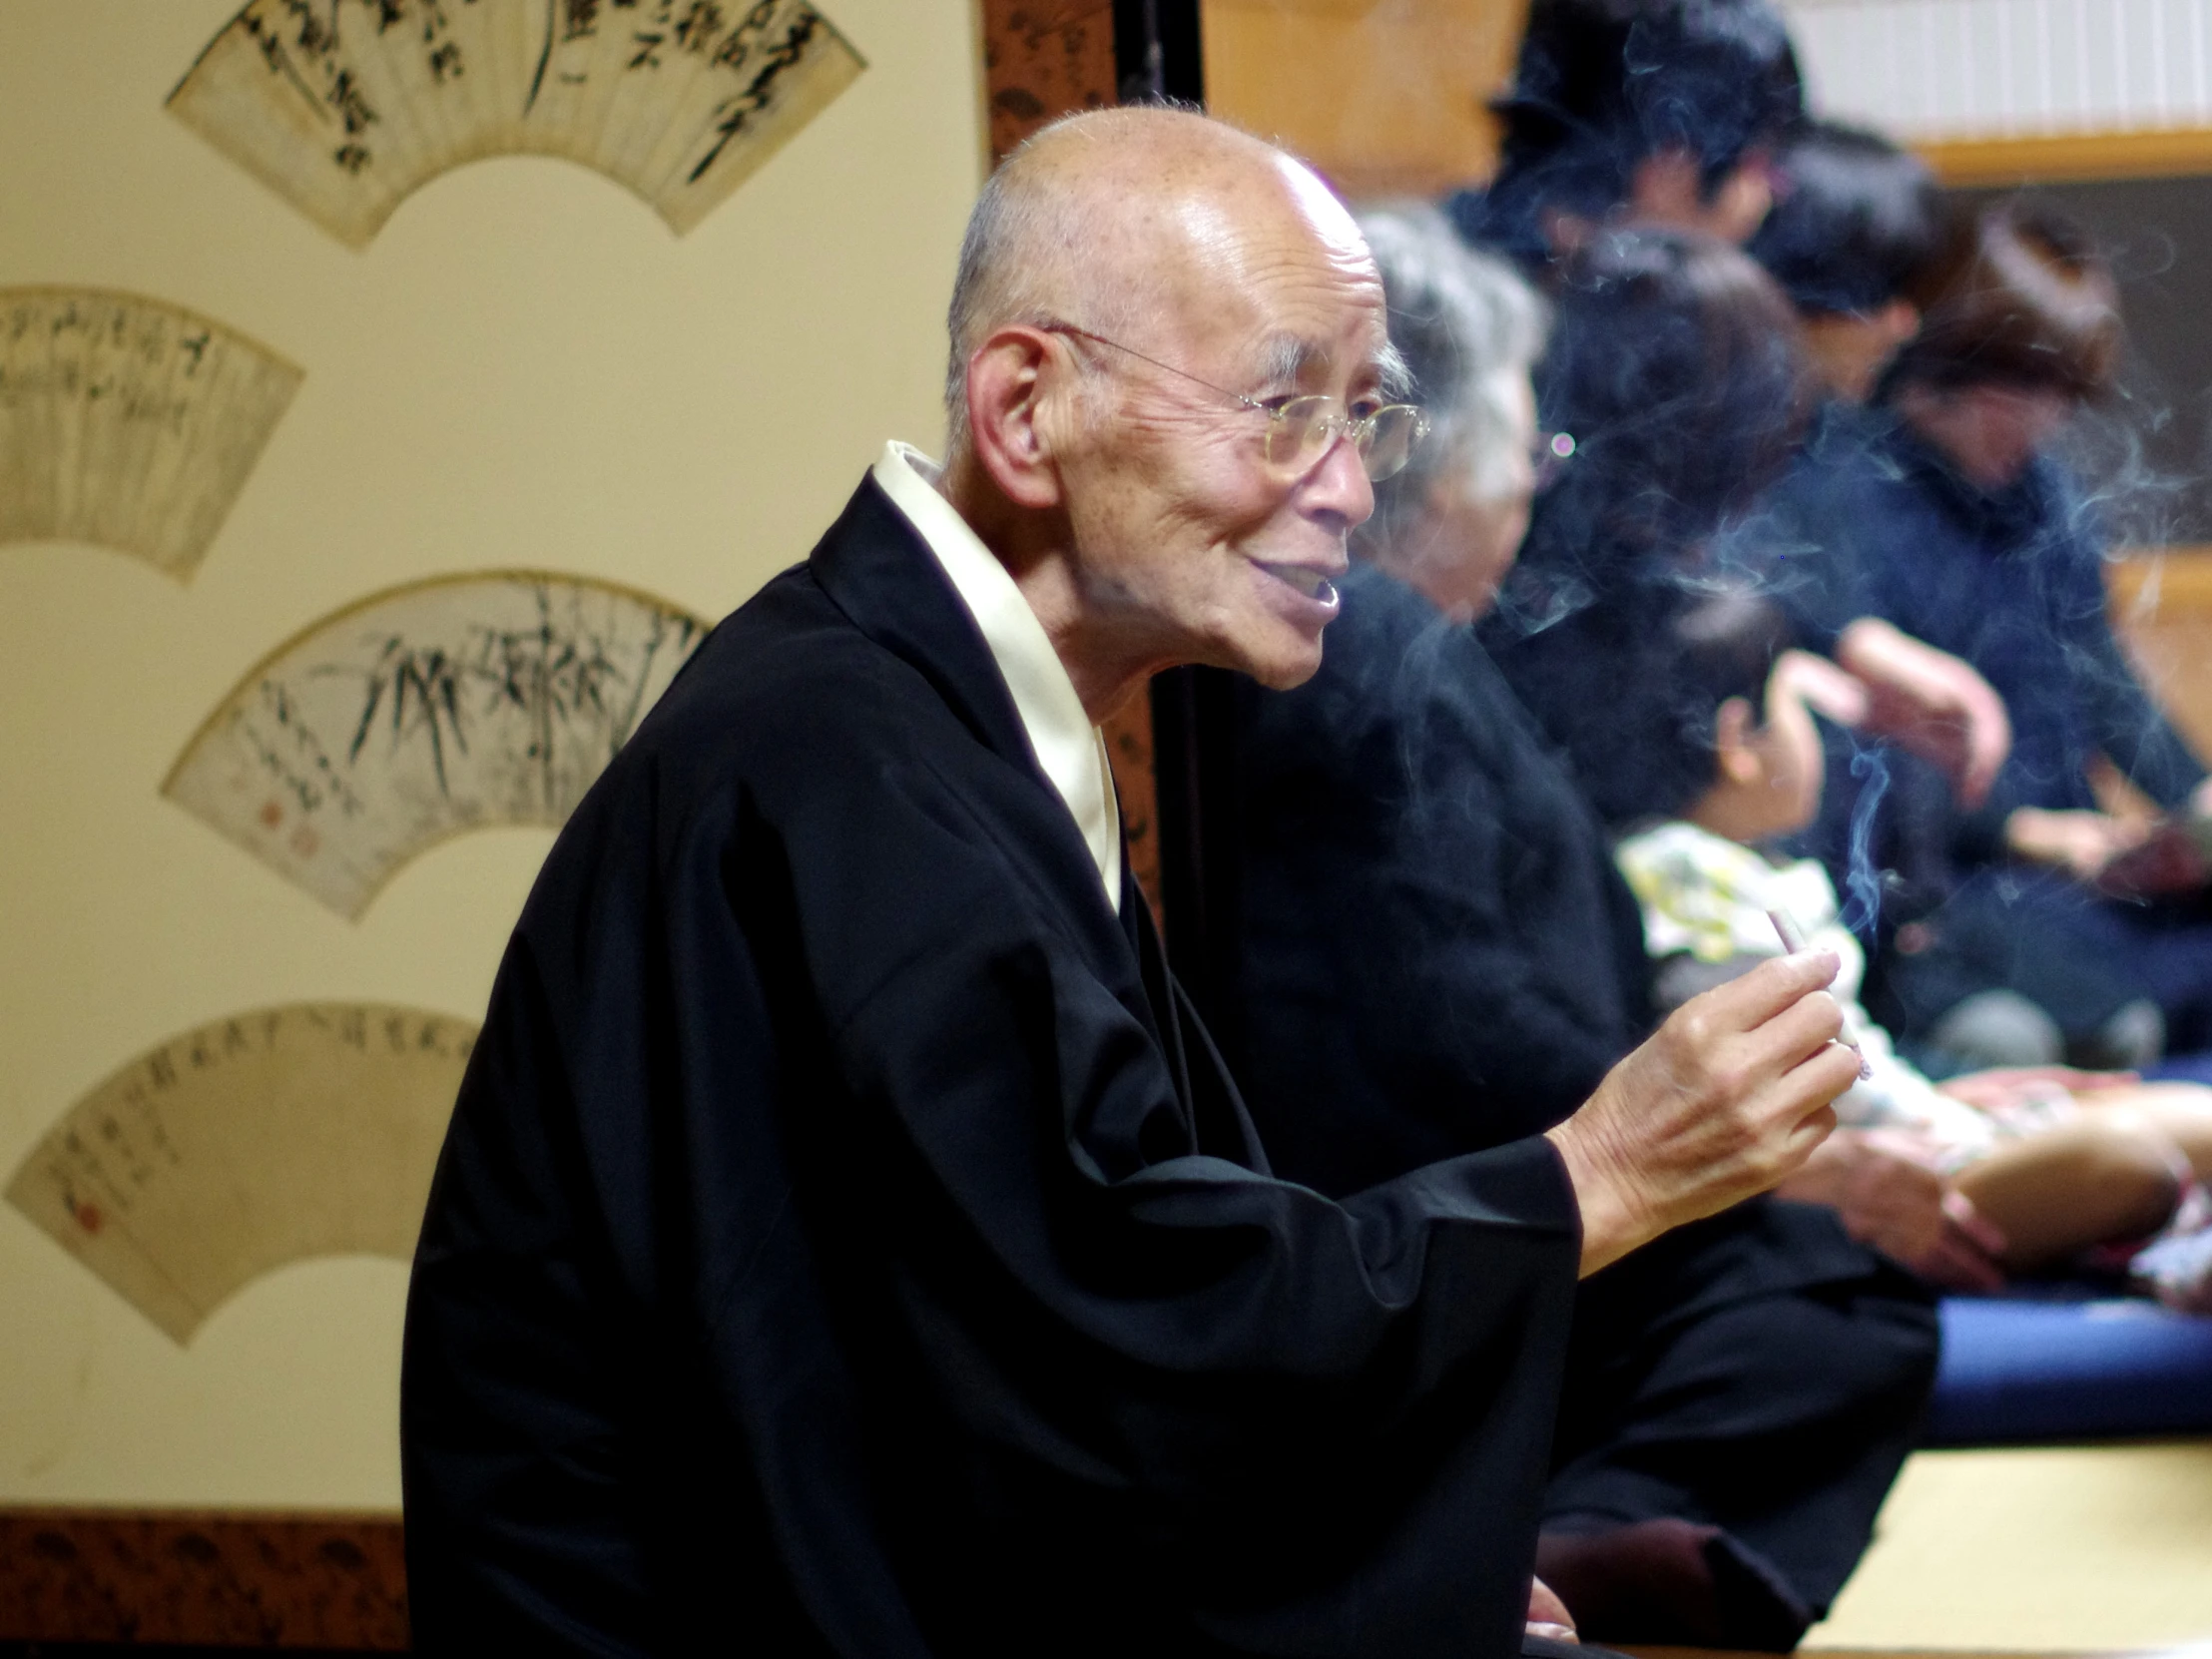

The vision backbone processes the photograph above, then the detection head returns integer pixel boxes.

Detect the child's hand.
[1776,1128,2007,1292]
[1938,1065,2129,1114]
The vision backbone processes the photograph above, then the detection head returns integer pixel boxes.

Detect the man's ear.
[965,326,1070,512]
[1714,696,1763,785]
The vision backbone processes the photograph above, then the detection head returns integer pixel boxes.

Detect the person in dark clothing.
[1731,124,2103,1069]
[400,112,1865,1658]
[1459,34,2014,811]
[1747,120,1943,406]
[1769,202,2212,1057]
[1481,230,1815,824]
[1448,0,1804,273]
[1229,209,1937,1652]
[1736,120,1946,646]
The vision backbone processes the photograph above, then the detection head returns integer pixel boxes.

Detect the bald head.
[943,109,1382,454]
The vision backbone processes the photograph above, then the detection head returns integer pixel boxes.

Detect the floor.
[1802,1439,2212,1652]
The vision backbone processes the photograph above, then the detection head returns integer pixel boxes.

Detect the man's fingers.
[1781,1098,1840,1162]
[1727,985,1851,1095]
[1692,949,1843,1033]
[1528,1577,1576,1633]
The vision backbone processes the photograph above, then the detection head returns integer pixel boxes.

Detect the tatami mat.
[1803,1440,2212,1651]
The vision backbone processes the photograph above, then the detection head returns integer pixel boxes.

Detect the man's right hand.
[1546,953,1860,1276]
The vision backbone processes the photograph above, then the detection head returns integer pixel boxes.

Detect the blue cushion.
[1928,1294,2212,1445]
[2146,1052,2212,1088]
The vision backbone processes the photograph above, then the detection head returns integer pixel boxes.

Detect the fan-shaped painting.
[169,0,867,248]
[0,287,301,579]
[164,571,711,918]
[7,1003,476,1344]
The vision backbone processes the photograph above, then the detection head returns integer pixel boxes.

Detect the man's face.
[1054,164,1390,690]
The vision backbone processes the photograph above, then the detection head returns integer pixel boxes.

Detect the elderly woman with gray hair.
[1348,205,1556,621]
[1222,207,1939,1651]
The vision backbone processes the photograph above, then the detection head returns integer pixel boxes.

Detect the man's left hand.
[1526,1575,1578,1644]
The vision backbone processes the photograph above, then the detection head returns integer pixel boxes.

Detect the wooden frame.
[0,1510,406,1649]
[1920,128,2212,187]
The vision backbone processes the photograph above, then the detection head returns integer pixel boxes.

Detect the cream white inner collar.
[871,441,1122,911]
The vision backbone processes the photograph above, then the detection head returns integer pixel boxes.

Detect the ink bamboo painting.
[169,0,867,248]
[0,288,301,579]
[6,1003,476,1344]
[165,572,710,918]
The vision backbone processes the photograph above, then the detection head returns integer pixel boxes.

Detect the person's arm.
[1833,617,2011,811]
[2001,805,2146,878]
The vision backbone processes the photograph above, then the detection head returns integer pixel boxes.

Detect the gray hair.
[942,154,1034,454]
[1356,203,1549,519]
[941,114,1144,456]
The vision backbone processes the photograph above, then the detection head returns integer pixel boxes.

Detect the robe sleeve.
[409,656,1587,1657]
[709,712,1587,1649]
[747,713,1583,1382]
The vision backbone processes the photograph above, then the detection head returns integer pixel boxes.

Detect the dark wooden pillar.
[976,2,1208,931]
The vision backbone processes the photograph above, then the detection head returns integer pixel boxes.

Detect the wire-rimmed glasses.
[1037,321,1431,482]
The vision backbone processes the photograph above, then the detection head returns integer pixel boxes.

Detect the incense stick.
[1766,907,1875,1081]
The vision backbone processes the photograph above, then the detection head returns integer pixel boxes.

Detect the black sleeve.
[405,674,1586,1658]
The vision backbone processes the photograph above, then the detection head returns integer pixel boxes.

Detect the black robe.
[1227,564,1938,1640]
[400,478,1587,1658]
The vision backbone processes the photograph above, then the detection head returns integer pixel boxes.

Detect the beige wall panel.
[1202,0,1526,200]
[0,0,982,1507]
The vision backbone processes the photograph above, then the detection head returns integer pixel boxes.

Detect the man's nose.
[1303,427,1376,529]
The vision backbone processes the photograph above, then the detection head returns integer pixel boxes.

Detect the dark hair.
[1501,228,1812,615]
[1886,201,2122,399]
[1747,121,1942,315]
[1596,584,1796,823]
[1463,0,1805,267]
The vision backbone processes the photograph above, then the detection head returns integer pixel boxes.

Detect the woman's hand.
[2004,807,2146,879]
[1835,618,2010,809]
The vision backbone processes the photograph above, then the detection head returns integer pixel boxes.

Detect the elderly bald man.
[400,109,1859,1657]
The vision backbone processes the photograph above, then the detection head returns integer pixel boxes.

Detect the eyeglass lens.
[1261,398,1429,482]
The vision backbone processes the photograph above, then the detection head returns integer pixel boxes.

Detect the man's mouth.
[1261,563,1340,606]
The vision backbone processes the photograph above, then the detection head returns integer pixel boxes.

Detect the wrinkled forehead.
[1142,157,1390,379]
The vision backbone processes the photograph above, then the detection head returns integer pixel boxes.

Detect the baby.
[1613,588,2212,1309]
